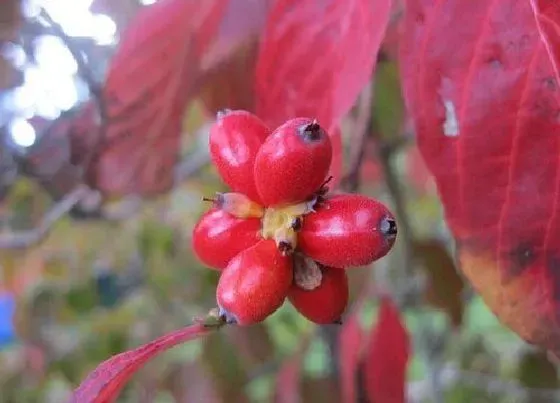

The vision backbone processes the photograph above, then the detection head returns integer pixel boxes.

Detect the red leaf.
[197,0,274,114]
[255,0,391,131]
[400,0,560,355]
[201,0,273,71]
[199,39,260,114]
[70,324,214,403]
[89,0,226,197]
[338,313,364,403]
[363,297,410,403]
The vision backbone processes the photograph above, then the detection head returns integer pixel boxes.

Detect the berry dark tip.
[300,120,325,142]
[380,217,398,238]
[332,318,343,325]
[203,192,225,207]
[218,307,239,325]
[216,108,233,119]
[278,241,294,255]
[291,217,303,232]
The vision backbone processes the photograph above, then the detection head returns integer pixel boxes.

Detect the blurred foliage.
[0,1,558,402]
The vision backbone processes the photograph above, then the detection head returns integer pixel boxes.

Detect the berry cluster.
[193,110,397,325]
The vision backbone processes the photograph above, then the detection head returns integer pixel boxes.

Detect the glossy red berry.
[217,239,293,325]
[209,110,271,203]
[254,118,332,206]
[192,208,261,270]
[299,194,397,268]
[289,266,349,324]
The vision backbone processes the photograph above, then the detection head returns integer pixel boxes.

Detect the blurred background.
[0,0,559,402]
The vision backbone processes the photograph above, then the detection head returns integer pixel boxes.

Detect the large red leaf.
[70,324,215,403]
[363,297,409,403]
[400,0,560,355]
[254,0,391,131]
[88,0,226,196]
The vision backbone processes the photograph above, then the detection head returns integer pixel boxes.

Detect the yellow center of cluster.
[260,199,316,254]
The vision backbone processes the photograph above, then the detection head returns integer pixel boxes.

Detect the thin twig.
[0,185,89,249]
[341,85,374,192]
[371,131,414,252]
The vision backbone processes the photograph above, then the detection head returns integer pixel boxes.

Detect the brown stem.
[0,185,89,249]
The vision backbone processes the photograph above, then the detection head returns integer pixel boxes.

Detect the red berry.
[192,208,261,270]
[217,239,293,325]
[209,110,270,203]
[299,194,397,267]
[254,118,332,206]
[289,266,349,324]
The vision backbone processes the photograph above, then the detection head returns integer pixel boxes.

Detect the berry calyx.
[299,194,397,268]
[293,253,322,290]
[209,110,271,203]
[192,208,261,270]
[288,265,349,324]
[216,240,293,325]
[203,192,264,218]
[260,199,317,253]
[254,117,333,206]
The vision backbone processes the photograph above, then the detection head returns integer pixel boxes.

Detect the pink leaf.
[89,0,226,197]
[255,0,391,131]
[363,296,410,403]
[70,324,214,403]
[339,313,364,403]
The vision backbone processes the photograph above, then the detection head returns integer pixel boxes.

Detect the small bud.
[379,216,397,238]
[299,119,326,142]
[203,192,264,218]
